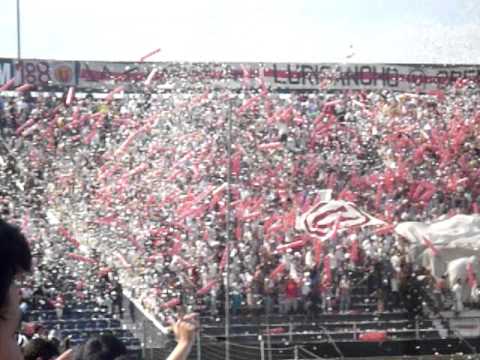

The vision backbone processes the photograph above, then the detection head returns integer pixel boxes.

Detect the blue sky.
[1,0,479,63]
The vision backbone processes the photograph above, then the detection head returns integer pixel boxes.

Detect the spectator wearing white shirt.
[452,278,464,316]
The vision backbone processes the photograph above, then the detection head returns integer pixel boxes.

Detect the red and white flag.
[298,199,384,240]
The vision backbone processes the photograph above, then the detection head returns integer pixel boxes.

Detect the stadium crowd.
[1,64,480,357]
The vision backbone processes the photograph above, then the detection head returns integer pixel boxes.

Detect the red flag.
[219,246,229,271]
[258,142,283,151]
[264,215,280,235]
[0,78,15,91]
[15,117,39,136]
[283,208,297,232]
[326,172,337,190]
[427,89,446,102]
[16,83,34,93]
[115,252,131,268]
[314,239,323,265]
[269,263,286,281]
[396,158,408,183]
[350,238,359,263]
[236,95,260,115]
[473,203,480,214]
[329,216,341,241]
[128,235,144,253]
[66,86,75,105]
[58,227,80,249]
[211,184,227,208]
[423,237,438,257]
[264,327,287,335]
[235,224,243,240]
[301,196,313,213]
[375,185,383,209]
[170,241,182,256]
[323,255,332,286]
[338,188,357,203]
[384,169,395,194]
[197,280,218,296]
[467,262,477,289]
[105,86,123,102]
[276,239,306,253]
[375,223,396,236]
[420,183,437,203]
[241,211,262,222]
[139,47,161,62]
[231,152,242,176]
[161,298,181,309]
[98,267,112,277]
[67,253,97,265]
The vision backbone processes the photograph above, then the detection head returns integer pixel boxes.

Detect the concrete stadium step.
[200,311,412,325]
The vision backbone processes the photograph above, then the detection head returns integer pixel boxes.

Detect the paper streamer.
[170,241,182,256]
[264,327,287,335]
[105,86,124,102]
[58,227,80,248]
[114,127,145,157]
[124,163,149,179]
[98,267,112,277]
[350,239,359,263]
[67,253,97,265]
[269,263,286,281]
[314,239,323,266]
[236,95,260,115]
[276,239,306,253]
[66,86,75,105]
[323,255,332,286]
[219,246,228,271]
[115,252,131,268]
[83,127,98,145]
[0,78,15,91]
[375,224,395,235]
[145,68,158,86]
[467,262,477,289]
[258,142,283,151]
[16,83,34,93]
[160,298,181,309]
[197,280,217,295]
[139,48,161,62]
[15,118,39,136]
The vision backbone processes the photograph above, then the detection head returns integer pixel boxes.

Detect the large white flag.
[395,215,480,249]
[395,214,480,277]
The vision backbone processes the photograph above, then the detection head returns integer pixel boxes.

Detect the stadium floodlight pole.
[16,0,21,61]
[224,96,233,360]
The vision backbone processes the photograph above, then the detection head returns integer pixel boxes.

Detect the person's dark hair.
[73,334,127,360]
[0,219,32,316]
[23,338,60,360]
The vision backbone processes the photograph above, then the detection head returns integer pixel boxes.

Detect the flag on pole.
[298,199,384,240]
[395,215,480,250]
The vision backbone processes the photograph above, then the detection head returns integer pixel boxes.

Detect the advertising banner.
[1,58,479,92]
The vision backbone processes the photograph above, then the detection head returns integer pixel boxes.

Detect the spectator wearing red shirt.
[284,277,299,314]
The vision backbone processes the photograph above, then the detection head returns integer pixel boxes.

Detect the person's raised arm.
[56,349,73,360]
[166,313,199,360]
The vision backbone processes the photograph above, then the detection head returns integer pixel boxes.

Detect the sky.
[0,0,480,64]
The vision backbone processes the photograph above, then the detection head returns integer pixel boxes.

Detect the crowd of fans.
[1,64,480,356]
